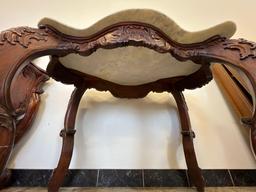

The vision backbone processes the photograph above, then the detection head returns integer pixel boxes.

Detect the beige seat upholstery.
[39,9,236,85]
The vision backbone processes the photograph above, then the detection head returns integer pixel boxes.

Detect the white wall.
[1,0,256,169]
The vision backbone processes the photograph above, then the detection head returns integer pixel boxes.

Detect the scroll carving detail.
[82,25,172,53]
[46,24,225,61]
[0,27,48,48]
[64,24,224,61]
[223,38,256,60]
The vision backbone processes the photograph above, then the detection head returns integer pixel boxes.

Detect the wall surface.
[0,0,256,169]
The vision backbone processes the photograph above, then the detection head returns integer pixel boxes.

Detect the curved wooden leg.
[193,38,256,158]
[48,85,86,192]
[0,106,15,189]
[0,26,73,189]
[171,90,205,192]
[0,169,12,189]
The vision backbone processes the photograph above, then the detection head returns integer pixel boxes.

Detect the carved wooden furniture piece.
[0,9,256,192]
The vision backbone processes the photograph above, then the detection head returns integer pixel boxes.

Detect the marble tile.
[143,170,188,187]
[63,170,98,187]
[1,187,256,192]
[7,169,256,188]
[202,170,233,186]
[10,169,52,187]
[97,170,143,187]
[230,170,256,186]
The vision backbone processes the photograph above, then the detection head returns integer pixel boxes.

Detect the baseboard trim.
[8,169,256,187]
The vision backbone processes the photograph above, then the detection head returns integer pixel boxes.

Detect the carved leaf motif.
[49,24,224,61]
[57,42,80,52]
[223,38,256,60]
[0,27,48,48]
[82,25,172,53]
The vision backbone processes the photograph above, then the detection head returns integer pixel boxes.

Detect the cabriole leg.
[48,85,86,192]
[171,90,205,192]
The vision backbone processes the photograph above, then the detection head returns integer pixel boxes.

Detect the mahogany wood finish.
[171,90,204,192]
[212,65,252,119]
[0,22,256,192]
[48,85,86,192]
[0,61,49,188]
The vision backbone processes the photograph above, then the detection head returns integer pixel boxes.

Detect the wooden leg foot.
[196,186,205,192]
[0,169,11,189]
[188,169,204,192]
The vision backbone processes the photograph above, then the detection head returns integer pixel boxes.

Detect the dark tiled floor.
[202,170,233,187]
[230,170,256,186]
[143,170,188,187]
[63,170,98,187]
[7,169,256,187]
[97,170,143,187]
[11,170,52,187]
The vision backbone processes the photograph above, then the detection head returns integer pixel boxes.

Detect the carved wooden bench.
[0,9,256,192]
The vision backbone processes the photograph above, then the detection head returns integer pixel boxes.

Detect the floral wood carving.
[57,42,80,56]
[223,38,256,60]
[44,24,224,60]
[13,63,49,116]
[72,24,225,61]
[80,25,172,54]
[0,27,48,48]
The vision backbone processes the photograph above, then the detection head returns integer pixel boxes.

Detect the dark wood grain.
[171,90,204,192]
[48,85,86,192]
[0,21,256,192]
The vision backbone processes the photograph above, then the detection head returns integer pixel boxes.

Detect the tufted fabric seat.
[39,9,236,85]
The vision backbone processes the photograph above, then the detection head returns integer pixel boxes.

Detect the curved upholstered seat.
[39,9,237,86]
[39,9,236,44]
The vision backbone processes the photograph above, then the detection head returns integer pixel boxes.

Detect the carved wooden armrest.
[0,9,255,192]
